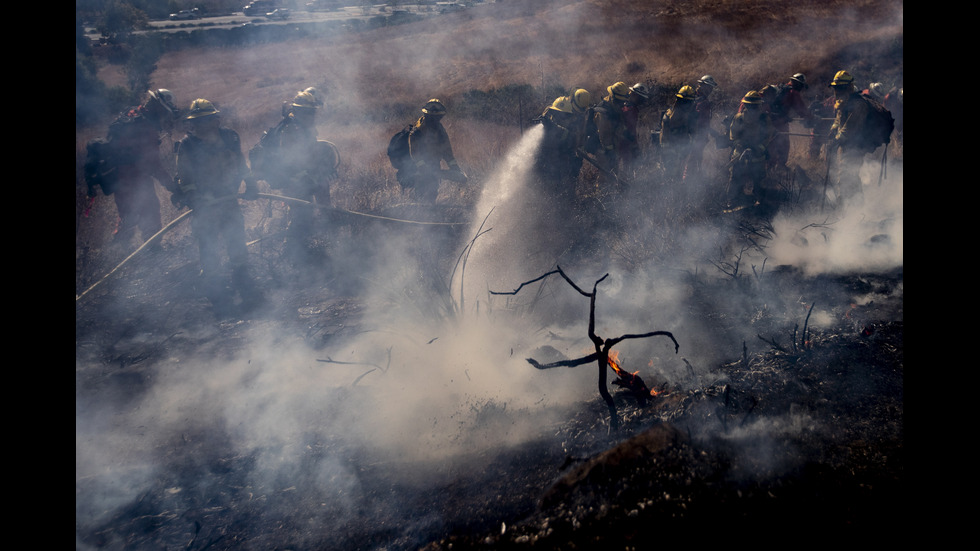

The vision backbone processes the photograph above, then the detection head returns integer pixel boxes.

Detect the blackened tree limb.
[604,331,680,353]
[527,353,600,369]
[498,267,678,432]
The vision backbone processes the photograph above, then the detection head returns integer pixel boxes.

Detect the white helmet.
[867,82,885,100]
[629,83,651,100]
[697,75,718,88]
[147,89,178,118]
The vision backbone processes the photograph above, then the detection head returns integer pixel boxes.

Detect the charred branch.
[491,266,679,430]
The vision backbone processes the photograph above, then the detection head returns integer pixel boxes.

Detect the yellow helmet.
[607,82,630,101]
[185,98,219,119]
[550,96,574,114]
[291,91,319,110]
[830,70,855,87]
[422,98,446,116]
[676,85,696,100]
[741,90,764,105]
[571,88,591,111]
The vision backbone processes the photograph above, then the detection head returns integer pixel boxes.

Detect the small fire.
[608,350,659,398]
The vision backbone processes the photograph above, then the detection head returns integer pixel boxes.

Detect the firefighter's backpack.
[386,124,415,174]
[83,138,119,196]
[860,94,895,149]
[84,114,140,196]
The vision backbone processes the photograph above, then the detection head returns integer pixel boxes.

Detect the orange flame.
[608,350,658,397]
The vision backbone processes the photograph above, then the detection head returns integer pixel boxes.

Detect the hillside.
[76,1,903,550]
[86,0,903,162]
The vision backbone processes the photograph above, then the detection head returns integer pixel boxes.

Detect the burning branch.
[491,265,679,430]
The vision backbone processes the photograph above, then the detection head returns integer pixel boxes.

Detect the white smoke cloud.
[763,155,903,276]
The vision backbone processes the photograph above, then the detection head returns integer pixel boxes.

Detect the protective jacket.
[728,106,774,199]
[730,108,775,159]
[402,115,464,202]
[174,128,250,200]
[103,106,167,240]
[592,97,629,159]
[265,114,338,200]
[536,97,589,192]
[770,84,813,128]
[409,116,461,174]
[830,91,875,153]
[109,106,169,181]
[660,100,697,147]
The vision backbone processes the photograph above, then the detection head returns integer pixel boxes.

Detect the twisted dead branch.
[491,265,679,430]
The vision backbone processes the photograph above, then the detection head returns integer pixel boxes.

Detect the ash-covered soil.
[76,210,902,549]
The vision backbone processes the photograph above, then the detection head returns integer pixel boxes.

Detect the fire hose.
[75,192,465,303]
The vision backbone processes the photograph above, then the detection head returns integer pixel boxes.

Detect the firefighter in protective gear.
[727,91,774,206]
[253,89,340,262]
[883,85,902,147]
[619,83,651,172]
[766,72,815,171]
[91,89,179,249]
[173,99,262,316]
[399,98,467,203]
[590,82,632,174]
[659,85,698,182]
[535,88,592,203]
[828,70,874,205]
[690,75,719,179]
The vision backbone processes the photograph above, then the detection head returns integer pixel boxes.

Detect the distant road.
[146,6,434,32]
[84,6,440,40]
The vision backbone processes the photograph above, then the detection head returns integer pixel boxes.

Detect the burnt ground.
[76,195,902,550]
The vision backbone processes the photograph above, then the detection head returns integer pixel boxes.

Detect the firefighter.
[399,99,468,204]
[807,94,836,161]
[828,70,876,206]
[883,86,902,148]
[591,82,632,175]
[659,85,698,183]
[88,89,179,250]
[767,73,815,171]
[689,75,719,180]
[173,99,262,316]
[535,88,592,204]
[727,90,774,207]
[252,90,339,263]
[620,83,651,174]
